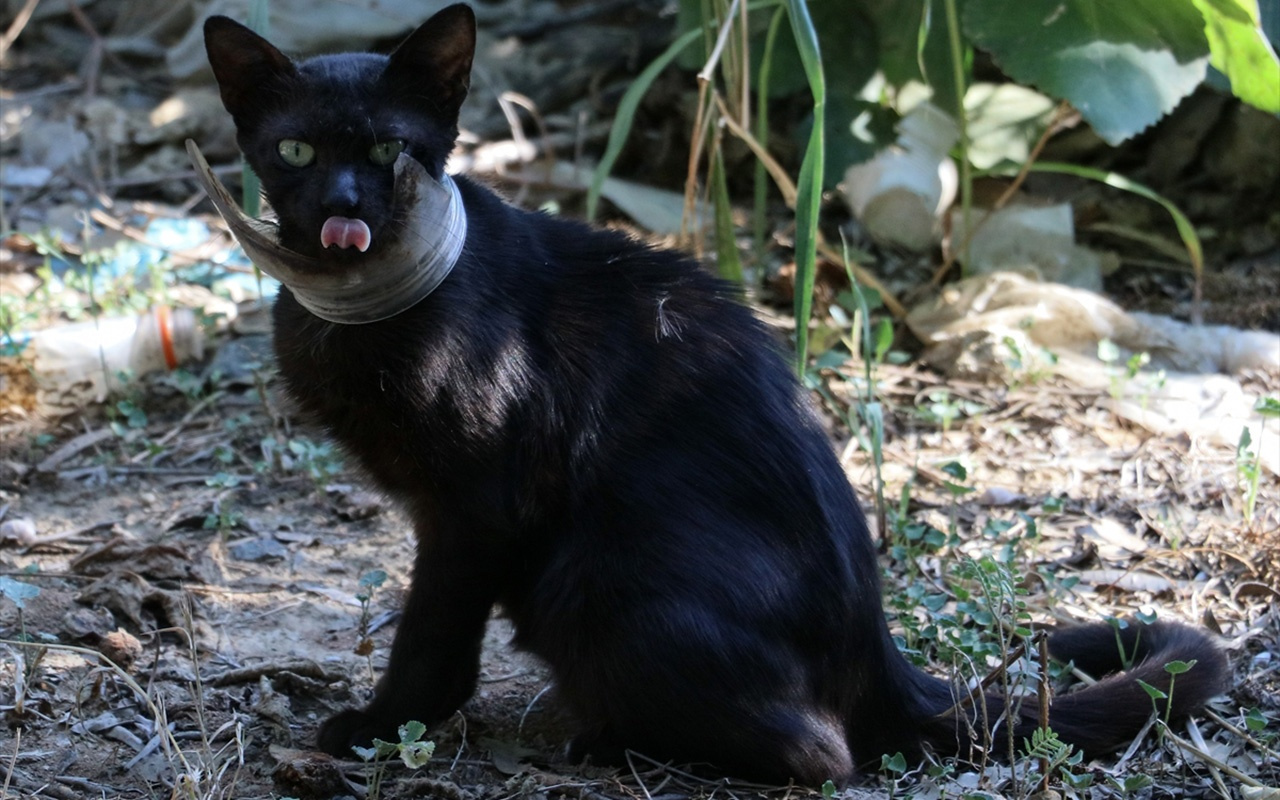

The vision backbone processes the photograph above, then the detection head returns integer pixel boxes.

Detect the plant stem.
[942,0,970,270]
[753,7,786,262]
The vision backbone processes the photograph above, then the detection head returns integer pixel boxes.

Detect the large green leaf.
[965,83,1056,169]
[1194,0,1280,112]
[963,0,1211,144]
[863,0,958,108]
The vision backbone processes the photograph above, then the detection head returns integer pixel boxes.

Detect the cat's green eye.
[369,139,406,166]
[278,139,315,167]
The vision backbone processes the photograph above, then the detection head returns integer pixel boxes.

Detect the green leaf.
[400,739,435,769]
[881,751,908,773]
[1012,162,1205,286]
[1194,0,1280,111]
[1136,679,1168,700]
[964,83,1057,169]
[864,0,955,91]
[0,576,40,609]
[1245,707,1269,732]
[1164,659,1196,675]
[940,461,968,481]
[821,779,838,798]
[399,720,427,743]
[587,26,703,220]
[813,350,847,370]
[873,318,894,363]
[1123,774,1154,792]
[1256,396,1280,417]
[710,148,743,282]
[1060,768,1094,790]
[1238,426,1253,452]
[862,0,925,84]
[963,0,1210,144]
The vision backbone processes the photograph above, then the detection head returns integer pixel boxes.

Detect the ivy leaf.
[963,0,1210,144]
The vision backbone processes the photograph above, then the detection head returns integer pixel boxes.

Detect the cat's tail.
[911,620,1228,759]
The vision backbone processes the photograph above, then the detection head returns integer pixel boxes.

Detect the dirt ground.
[1,346,1277,799]
[3,1,1280,799]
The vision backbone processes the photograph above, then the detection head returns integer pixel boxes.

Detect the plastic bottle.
[10,307,204,413]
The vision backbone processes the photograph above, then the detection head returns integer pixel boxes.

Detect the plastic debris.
[4,308,204,416]
[908,272,1280,474]
[842,102,959,251]
[950,203,1108,291]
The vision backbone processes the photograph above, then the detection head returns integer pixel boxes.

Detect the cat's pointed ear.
[203,16,296,120]
[386,3,476,118]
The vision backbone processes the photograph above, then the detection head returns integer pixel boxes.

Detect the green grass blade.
[786,0,825,372]
[943,0,971,269]
[753,6,786,261]
[1015,161,1204,295]
[587,27,704,221]
[711,146,743,282]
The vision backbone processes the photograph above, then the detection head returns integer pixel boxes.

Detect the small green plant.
[1238,397,1280,525]
[203,472,243,536]
[1041,495,1065,514]
[1245,706,1269,733]
[353,720,435,800]
[1104,615,1144,671]
[1098,340,1164,406]
[841,256,891,535]
[0,573,41,629]
[1000,335,1057,388]
[1237,427,1261,524]
[0,291,39,360]
[953,554,1036,767]
[917,389,985,432]
[1106,772,1154,798]
[1137,658,1197,733]
[939,461,975,539]
[258,435,344,488]
[288,437,343,485]
[1022,726,1082,793]
[110,397,149,432]
[355,569,388,683]
[879,751,907,798]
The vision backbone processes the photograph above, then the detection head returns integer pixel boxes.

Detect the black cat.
[202,4,1227,783]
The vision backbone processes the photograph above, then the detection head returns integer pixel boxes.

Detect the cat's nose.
[322,168,360,213]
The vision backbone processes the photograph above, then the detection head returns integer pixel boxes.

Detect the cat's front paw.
[316,708,395,758]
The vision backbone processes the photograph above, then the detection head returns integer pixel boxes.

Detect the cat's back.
[455,177,763,359]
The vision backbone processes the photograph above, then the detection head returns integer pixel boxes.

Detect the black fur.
[203,4,1228,783]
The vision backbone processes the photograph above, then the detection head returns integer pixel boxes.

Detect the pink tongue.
[320,216,372,252]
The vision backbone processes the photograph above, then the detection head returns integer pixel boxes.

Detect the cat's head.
[203,4,474,259]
